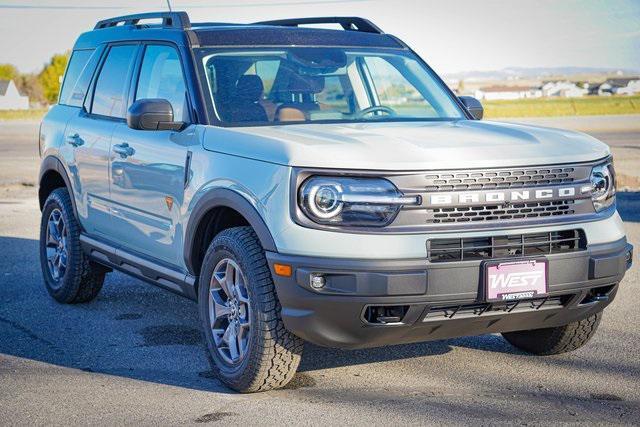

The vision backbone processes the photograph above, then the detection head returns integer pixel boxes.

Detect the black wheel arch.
[184,188,278,276]
[39,156,79,219]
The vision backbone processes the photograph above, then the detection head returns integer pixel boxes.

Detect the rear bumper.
[267,238,633,349]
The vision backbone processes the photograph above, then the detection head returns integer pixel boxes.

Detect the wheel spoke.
[224,262,236,297]
[46,246,57,260]
[227,326,239,361]
[213,271,231,299]
[47,221,60,243]
[211,290,232,319]
[211,328,226,346]
[59,251,67,268]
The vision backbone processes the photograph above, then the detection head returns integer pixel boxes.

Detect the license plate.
[485,259,547,302]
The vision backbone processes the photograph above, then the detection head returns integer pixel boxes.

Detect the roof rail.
[254,17,383,34]
[94,11,191,30]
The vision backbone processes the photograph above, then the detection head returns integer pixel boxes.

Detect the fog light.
[310,274,326,289]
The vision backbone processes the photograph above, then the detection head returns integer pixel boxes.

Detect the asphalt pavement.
[0,117,639,425]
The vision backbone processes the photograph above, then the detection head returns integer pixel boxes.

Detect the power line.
[0,0,373,10]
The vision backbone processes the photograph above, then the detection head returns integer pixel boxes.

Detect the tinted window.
[91,45,137,118]
[59,49,93,107]
[135,45,188,121]
[201,48,464,126]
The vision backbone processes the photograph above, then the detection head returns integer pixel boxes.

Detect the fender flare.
[184,188,278,275]
[38,155,79,219]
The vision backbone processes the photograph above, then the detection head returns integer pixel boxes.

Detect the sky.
[0,0,638,75]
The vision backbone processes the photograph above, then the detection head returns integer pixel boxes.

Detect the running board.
[79,234,197,300]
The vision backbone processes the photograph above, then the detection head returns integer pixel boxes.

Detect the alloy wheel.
[45,208,68,287]
[208,258,252,365]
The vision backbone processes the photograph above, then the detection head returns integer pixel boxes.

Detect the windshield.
[198,47,466,126]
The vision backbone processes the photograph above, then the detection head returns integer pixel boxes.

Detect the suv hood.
[203,120,609,170]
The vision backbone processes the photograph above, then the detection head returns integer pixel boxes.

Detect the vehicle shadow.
[0,236,513,393]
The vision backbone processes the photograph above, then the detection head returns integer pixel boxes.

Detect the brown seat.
[274,74,325,122]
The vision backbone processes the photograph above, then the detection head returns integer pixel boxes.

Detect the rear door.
[64,43,139,237]
[108,43,193,267]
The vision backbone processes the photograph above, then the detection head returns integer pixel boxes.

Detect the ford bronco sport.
[38,12,633,392]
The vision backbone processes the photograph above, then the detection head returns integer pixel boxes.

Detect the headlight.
[299,176,419,227]
[590,161,616,212]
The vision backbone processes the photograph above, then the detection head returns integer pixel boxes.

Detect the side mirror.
[127,99,185,131]
[459,96,484,120]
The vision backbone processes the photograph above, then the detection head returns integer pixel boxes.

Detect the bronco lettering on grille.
[429,186,582,206]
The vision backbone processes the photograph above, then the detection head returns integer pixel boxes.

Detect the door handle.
[113,142,135,158]
[66,133,84,147]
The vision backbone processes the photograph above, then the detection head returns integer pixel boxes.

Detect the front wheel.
[198,226,303,392]
[502,313,601,355]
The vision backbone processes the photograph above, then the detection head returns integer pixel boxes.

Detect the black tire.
[502,312,602,355]
[39,187,105,303]
[198,226,303,392]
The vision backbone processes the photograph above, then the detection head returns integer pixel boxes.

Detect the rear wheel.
[39,187,105,303]
[198,226,303,392]
[502,313,601,355]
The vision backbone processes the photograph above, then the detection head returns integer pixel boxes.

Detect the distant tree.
[16,73,45,107]
[457,79,466,94]
[38,52,69,104]
[0,63,19,81]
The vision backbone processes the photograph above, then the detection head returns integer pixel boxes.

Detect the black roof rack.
[94,11,191,30]
[254,17,383,34]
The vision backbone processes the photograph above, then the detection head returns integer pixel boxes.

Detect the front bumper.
[267,238,633,349]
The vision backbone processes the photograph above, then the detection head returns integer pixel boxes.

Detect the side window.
[91,45,137,118]
[59,49,94,107]
[315,75,352,113]
[135,45,188,121]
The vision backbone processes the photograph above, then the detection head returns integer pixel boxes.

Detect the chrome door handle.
[66,133,83,147]
[113,143,135,158]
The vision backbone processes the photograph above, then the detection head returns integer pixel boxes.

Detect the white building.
[0,80,29,110]
[474,85,541,101]
[611,78,640,95]
[541,81,588,98]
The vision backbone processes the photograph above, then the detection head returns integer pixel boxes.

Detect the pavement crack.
[0,316,63,353]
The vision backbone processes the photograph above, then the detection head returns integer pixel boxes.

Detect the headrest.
[286,74,325,94]
[236,75,263,102]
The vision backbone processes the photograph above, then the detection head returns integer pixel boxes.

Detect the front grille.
[427,229,585,262]
[424,166,577,192]
[430,200,576,224]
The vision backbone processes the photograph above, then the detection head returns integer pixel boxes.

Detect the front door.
[108,44,193,267]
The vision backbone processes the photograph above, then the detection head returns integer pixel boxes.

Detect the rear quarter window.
[59,49,95,107]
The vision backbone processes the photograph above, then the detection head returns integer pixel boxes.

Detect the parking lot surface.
[0,118,638,425]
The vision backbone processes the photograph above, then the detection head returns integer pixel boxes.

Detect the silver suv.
[38,12,632,392]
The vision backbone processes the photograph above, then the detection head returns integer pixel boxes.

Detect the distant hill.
[445,67,640,81]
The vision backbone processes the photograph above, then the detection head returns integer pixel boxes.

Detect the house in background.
[474,85,542,100]
[0,80,29,110]
[540,81,588,98]
[589,77,640,96]
[609,77,640,95]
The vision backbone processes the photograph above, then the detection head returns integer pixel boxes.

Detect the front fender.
[183,187,278,274]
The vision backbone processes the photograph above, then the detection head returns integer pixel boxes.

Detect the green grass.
[0,109,48,121]
[483,95,640,118]
[1,96,639,121]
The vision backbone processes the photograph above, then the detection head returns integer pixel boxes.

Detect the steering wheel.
[356,105,397,119]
